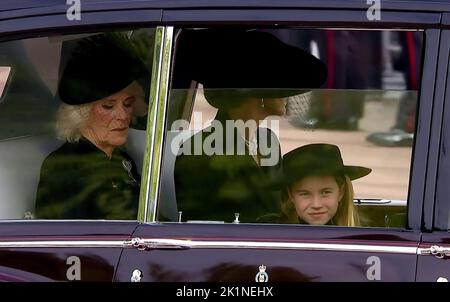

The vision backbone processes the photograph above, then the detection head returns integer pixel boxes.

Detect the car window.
[161,28,423,228]
[0,66,11,100]
[0,28,156,220]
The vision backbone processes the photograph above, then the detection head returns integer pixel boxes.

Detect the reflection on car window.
[161,28,423,228]
[0,66,12,100]
[0,29,155,220]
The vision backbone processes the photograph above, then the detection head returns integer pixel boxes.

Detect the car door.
[115,5,439,282]
[0,3,162,281]
[416,19,450,282]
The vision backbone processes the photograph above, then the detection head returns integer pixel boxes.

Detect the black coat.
[35,139,140,219]
[174,111,281,223]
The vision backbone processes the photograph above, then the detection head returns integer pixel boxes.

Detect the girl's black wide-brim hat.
[173,29,328,108]
[281,143,372,185]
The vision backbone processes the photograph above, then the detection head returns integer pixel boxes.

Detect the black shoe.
[289,116,358,131]
[366,129,414,147]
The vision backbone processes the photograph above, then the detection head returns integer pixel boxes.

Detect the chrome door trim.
[0,238,420,254]
[138,26,174,223]
[137,26,165,222]
[418,245,450,258]
[0,240,126,248]
[147,26,174,223]
[126,238,419,255]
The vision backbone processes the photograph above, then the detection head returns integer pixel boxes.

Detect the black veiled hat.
[57,34,149,105]
[173,29,328,109]
[282,144,371,185]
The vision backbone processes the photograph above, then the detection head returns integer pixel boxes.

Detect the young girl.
[280,143,371,226]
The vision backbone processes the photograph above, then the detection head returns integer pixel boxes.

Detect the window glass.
[0,28,155,220]
[0,66,11,100]
[162,28,422,228]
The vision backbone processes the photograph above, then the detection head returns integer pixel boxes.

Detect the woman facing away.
[280,143,372,226]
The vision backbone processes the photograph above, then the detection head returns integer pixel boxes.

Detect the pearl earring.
[260,98,265,108]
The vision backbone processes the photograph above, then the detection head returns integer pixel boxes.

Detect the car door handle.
[124,237,191,250]
[419,245,450,259]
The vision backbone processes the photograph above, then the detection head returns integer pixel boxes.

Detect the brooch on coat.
[122,159,137,183]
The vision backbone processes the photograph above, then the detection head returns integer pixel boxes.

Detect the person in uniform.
[173,29,327,223]
[35,33,149,219]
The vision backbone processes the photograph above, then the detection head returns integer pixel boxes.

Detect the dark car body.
[0,0,450,282]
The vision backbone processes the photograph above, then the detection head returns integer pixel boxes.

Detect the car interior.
[0,28,411,228]
[159,28,413,227]
[0,34,149,220]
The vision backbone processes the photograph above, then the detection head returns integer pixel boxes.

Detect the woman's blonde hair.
[281,173,360,227]
[55,103,93,143]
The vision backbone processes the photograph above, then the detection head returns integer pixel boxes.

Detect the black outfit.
[365,32,422,147]
[392,31,422,132]
[174,111,282,223]
[311,30,380,129]
[35,139,140,219]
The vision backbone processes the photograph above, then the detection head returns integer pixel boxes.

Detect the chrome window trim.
[138,26,174,222]
[138,26,174,223]
[148,26,173,223]
[138,26,164,222]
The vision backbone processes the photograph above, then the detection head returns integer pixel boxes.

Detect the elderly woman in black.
[173,29,327,223]
[35,34,149,219]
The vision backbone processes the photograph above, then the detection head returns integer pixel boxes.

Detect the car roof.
[1,0,450,13]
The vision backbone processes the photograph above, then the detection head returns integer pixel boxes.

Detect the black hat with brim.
[173,29,328,109]
[282,143,371,185]
[57,34,149,105]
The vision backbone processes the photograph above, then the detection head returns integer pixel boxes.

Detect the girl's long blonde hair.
[281,173,359,227]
